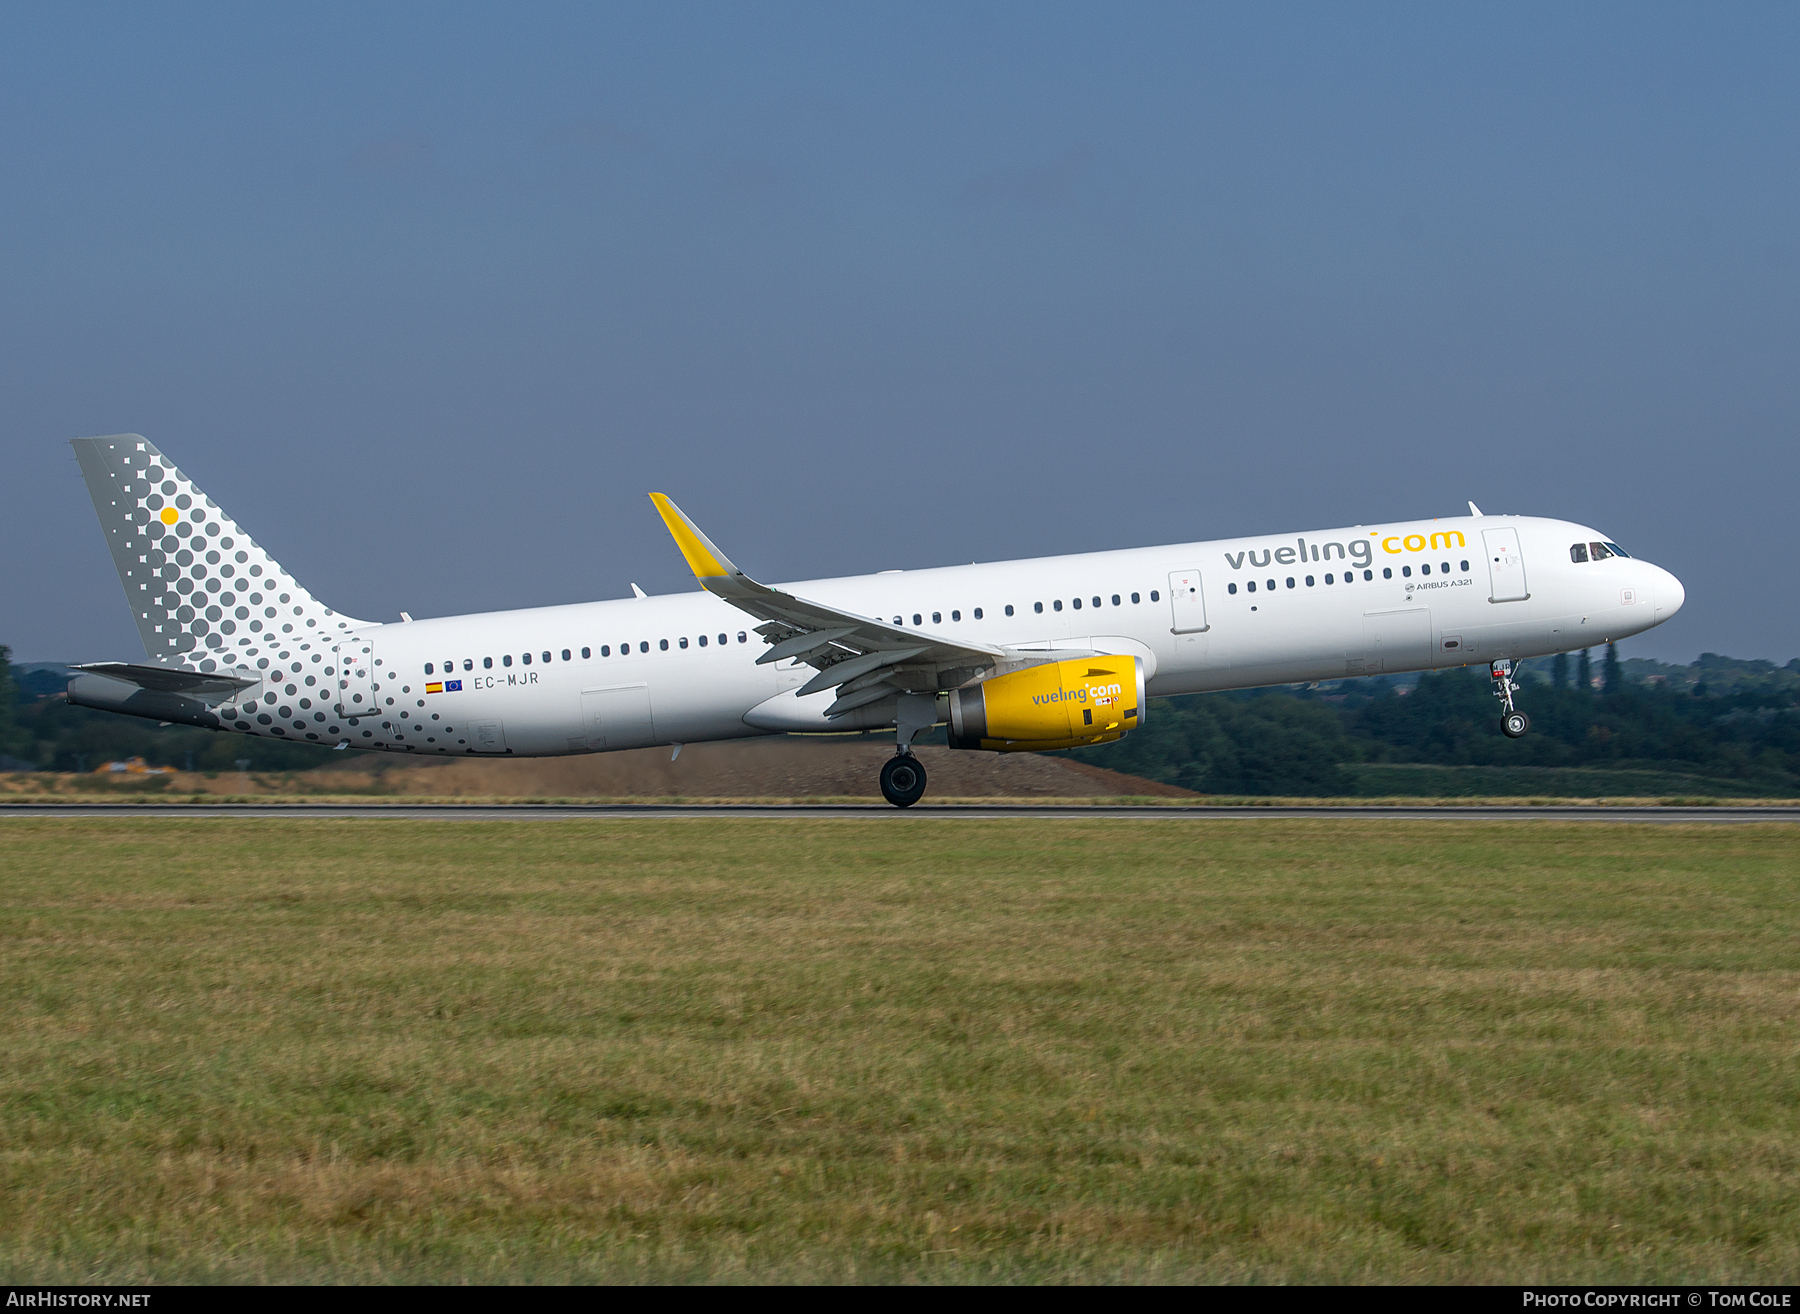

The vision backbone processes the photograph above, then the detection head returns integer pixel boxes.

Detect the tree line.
[1074,647,1800,796]
[5,643,1799,795]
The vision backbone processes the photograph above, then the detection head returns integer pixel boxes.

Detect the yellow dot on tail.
[159,507,178,524]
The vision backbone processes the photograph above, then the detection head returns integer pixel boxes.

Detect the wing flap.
[794,646,929,699]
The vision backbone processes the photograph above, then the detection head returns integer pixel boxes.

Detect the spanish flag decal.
[425,682,443,694]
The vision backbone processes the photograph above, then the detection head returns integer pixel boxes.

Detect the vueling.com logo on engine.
[1033,681,1123,708]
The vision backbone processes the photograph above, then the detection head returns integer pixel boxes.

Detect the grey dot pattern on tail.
[105,440,350,674]
[72,434,386,751]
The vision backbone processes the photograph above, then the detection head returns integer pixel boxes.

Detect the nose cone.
[1652,565,1685,621]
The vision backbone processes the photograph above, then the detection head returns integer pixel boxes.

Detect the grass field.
[2,818,1796,1283]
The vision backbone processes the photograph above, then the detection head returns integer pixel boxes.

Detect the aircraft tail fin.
[70,434,371,671]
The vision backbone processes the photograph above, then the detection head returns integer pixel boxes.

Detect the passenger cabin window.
[1229,583,1239,594]
[484,657,493,668]
[1383,568,1392,579]
[542,651,551,663]
[1440,562,1450,574]
[1324,574,1334,585]
[562,649,571,661]
[1460,560,1469,572]
[601,645,610,657]
[1150,590,1160,601]
[463,660,472,670]
[719,633,728,645]
[973,608,983,619]
[424,662,433,674]
[1092,596,1101,608]
[1034,602,1043,613]
[737,632,747,643]
[913,613,922,626]
[1053,600,1063,611]
[951,610,960,621]
[1005,605,1014,616]
[698,635,707,647]
[1247,581,1256,592]
[1072,597,1081,610]
[640,642,650,653]
[521,652,531,665]
[1421,564,1431,575]
[581,647,590,658]
[1286,577,1295,589]
[1305,575,1314,586]
[1111,594,1120,606]
[1131,592,1140,603]
[1402,566,1412,577]
[932,612,941,624]
[502,655,512,667]
[659,639,669,651]
[679,637,688,649]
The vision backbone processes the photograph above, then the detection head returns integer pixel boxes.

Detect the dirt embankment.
[7,737,1194,800]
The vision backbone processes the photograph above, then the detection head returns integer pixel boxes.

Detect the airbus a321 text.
[64,435,1685,806]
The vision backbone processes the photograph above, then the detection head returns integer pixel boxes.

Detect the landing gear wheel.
[1490,660,1530,740]
[879,754,928,808]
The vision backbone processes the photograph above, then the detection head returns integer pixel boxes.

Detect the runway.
[2,802,1797,823]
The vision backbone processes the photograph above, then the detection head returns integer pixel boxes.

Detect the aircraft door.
[1482,527,1530,603]
[1167,569,1209,634]
[582,683,656,750]
[334,640,376,719]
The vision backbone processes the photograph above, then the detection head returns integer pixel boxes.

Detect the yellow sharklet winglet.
[649,492,739,581]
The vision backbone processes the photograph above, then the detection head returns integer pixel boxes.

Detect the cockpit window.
[1570,543,1589,563]
[1604,541,1629,558]
[1589,541,1614,561]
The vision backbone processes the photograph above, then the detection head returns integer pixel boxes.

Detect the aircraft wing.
[650,494,1007,715]
[71,662,260,699]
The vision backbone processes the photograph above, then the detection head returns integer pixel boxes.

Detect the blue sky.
[4,3,1796,663]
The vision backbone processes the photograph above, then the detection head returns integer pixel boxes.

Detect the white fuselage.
[242,513,1680,757]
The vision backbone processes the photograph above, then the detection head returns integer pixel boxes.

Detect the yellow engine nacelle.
[946,655,1145,752]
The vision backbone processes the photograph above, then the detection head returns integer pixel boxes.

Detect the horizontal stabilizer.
[72,662,259,698]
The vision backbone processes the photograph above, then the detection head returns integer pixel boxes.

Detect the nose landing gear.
[1492,659,1531,738]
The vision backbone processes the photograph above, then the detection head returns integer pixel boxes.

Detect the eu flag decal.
[444,680,462,692]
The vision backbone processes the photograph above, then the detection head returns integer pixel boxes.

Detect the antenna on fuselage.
[1468,501,1484,517]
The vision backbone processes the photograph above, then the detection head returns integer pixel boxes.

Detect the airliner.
[65,435,1685,805]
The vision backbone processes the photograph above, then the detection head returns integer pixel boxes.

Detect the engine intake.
[946,656,1145,752]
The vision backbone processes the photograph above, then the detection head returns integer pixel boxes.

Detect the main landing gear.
[879,692,941,808]
[879,754,928,808]
[1492,659,1531,738]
